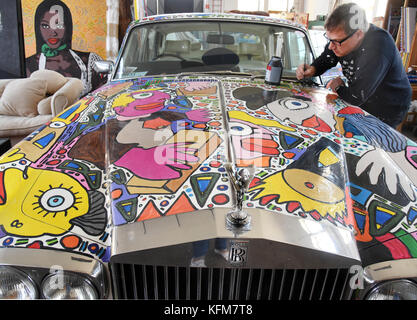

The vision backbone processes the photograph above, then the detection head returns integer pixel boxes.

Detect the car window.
[114,21,314,79]
[286,30,310,72]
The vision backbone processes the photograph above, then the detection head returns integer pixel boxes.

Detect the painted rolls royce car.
[1,13,417,300]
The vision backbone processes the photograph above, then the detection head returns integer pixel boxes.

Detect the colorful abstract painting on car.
[1,74,417,264]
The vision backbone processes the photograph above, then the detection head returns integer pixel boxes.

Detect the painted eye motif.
[49,121,66,128]
[132,92,153,99]
[229,121,253,136]
[37,186,79,217]
[281,98,309,110]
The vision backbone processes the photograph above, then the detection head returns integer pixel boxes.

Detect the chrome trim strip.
[131,264,138,299]
[111,208,360,267]
[309,269,318,300]
[164,266,169,300]
[330,269,340,300]
[319,269,329,300]
[218,80,235,166]
[120,264,127,298]
[268,270,276,300]
[257,269,264,300]
[153,265,159,299]
[340,270,350,300]
[289,269,297,300]
[279,269,286,300]
[364,259,417,282]
[219,268,225,300]
[143,265,148,299]
[0,248,109,298]
[208,268,213,300]
[246,269,252,300]
[235,268,241,300]
[175,267,180,300]
[299,269,308,300]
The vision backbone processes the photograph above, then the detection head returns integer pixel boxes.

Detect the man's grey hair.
[325,3,369,34]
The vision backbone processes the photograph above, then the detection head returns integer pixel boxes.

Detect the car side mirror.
[94,60,114,74]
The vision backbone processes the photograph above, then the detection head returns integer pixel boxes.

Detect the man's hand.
[296,64,316,80]
[326,77,345,93]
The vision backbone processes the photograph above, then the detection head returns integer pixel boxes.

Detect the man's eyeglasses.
[323,31,356,47]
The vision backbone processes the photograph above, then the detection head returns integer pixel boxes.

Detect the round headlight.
[0,266,38,299]
[366,280,417,300]
[41,272,98,299]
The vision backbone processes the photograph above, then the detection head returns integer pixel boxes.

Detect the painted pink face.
[230,119,279,160]
[40,10,66,49]
[114,91,170,119]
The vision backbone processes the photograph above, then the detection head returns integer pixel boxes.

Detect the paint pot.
[265,56,283,86]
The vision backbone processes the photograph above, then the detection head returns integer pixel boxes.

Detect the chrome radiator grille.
[110,264,354,300]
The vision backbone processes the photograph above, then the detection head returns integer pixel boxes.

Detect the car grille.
[110,264,354,300]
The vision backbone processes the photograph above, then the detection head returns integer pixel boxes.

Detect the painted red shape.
[376,233,412,260]
[338,106,364,115]
[166,193,196,216]
[212,194,229,205]
[143,117,171,129]
[27,241,42,249]
[60,235,81,249]
[309,210,322,221]
[241,138,279,155]
[260,195,278,205]
[302,115,332,132]
[0,171,5,205]
[283,152,295,159]
[249,177,262,189]
[137,201,162,221]
[286,201,300,213]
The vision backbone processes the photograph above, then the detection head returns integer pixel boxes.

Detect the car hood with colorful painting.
[1,13,417,300]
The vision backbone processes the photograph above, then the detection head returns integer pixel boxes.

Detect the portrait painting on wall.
[0,0,25,79]
[22,0,108,95]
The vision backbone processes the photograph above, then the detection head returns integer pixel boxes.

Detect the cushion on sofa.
[30,69,67,94]
[0,78,47,117]
[37,95,53,115]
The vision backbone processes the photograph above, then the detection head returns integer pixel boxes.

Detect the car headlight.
[0,266,38,299]
[41,272,98,299]
[366,280,417,300]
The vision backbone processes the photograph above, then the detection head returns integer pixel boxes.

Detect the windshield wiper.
[163,71,309,85]
[174,71,256,80]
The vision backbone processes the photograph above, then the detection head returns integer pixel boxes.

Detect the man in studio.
[296,2,411,128]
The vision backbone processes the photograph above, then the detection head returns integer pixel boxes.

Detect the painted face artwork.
[0,167,89,237]
[113,90,171,120]
[40,7,66,49]
[228,111,291,167]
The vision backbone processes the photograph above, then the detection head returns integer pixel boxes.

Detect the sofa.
[0,70,83,145]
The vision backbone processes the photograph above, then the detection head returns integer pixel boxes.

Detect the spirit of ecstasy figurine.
[224,163,255,232]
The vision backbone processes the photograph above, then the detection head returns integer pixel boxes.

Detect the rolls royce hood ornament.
[225,163,256,233]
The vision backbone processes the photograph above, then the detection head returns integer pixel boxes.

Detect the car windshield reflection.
[114,20,314,79]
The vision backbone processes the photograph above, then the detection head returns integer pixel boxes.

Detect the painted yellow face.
[0,167,89,237]
[250,169,346,220]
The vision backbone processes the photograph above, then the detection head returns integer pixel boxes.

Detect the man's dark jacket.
[312,24,412,125]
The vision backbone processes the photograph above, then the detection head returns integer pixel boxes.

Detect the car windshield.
[114,20,314,79]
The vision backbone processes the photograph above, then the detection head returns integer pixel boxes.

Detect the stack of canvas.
[400,6,417,53]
